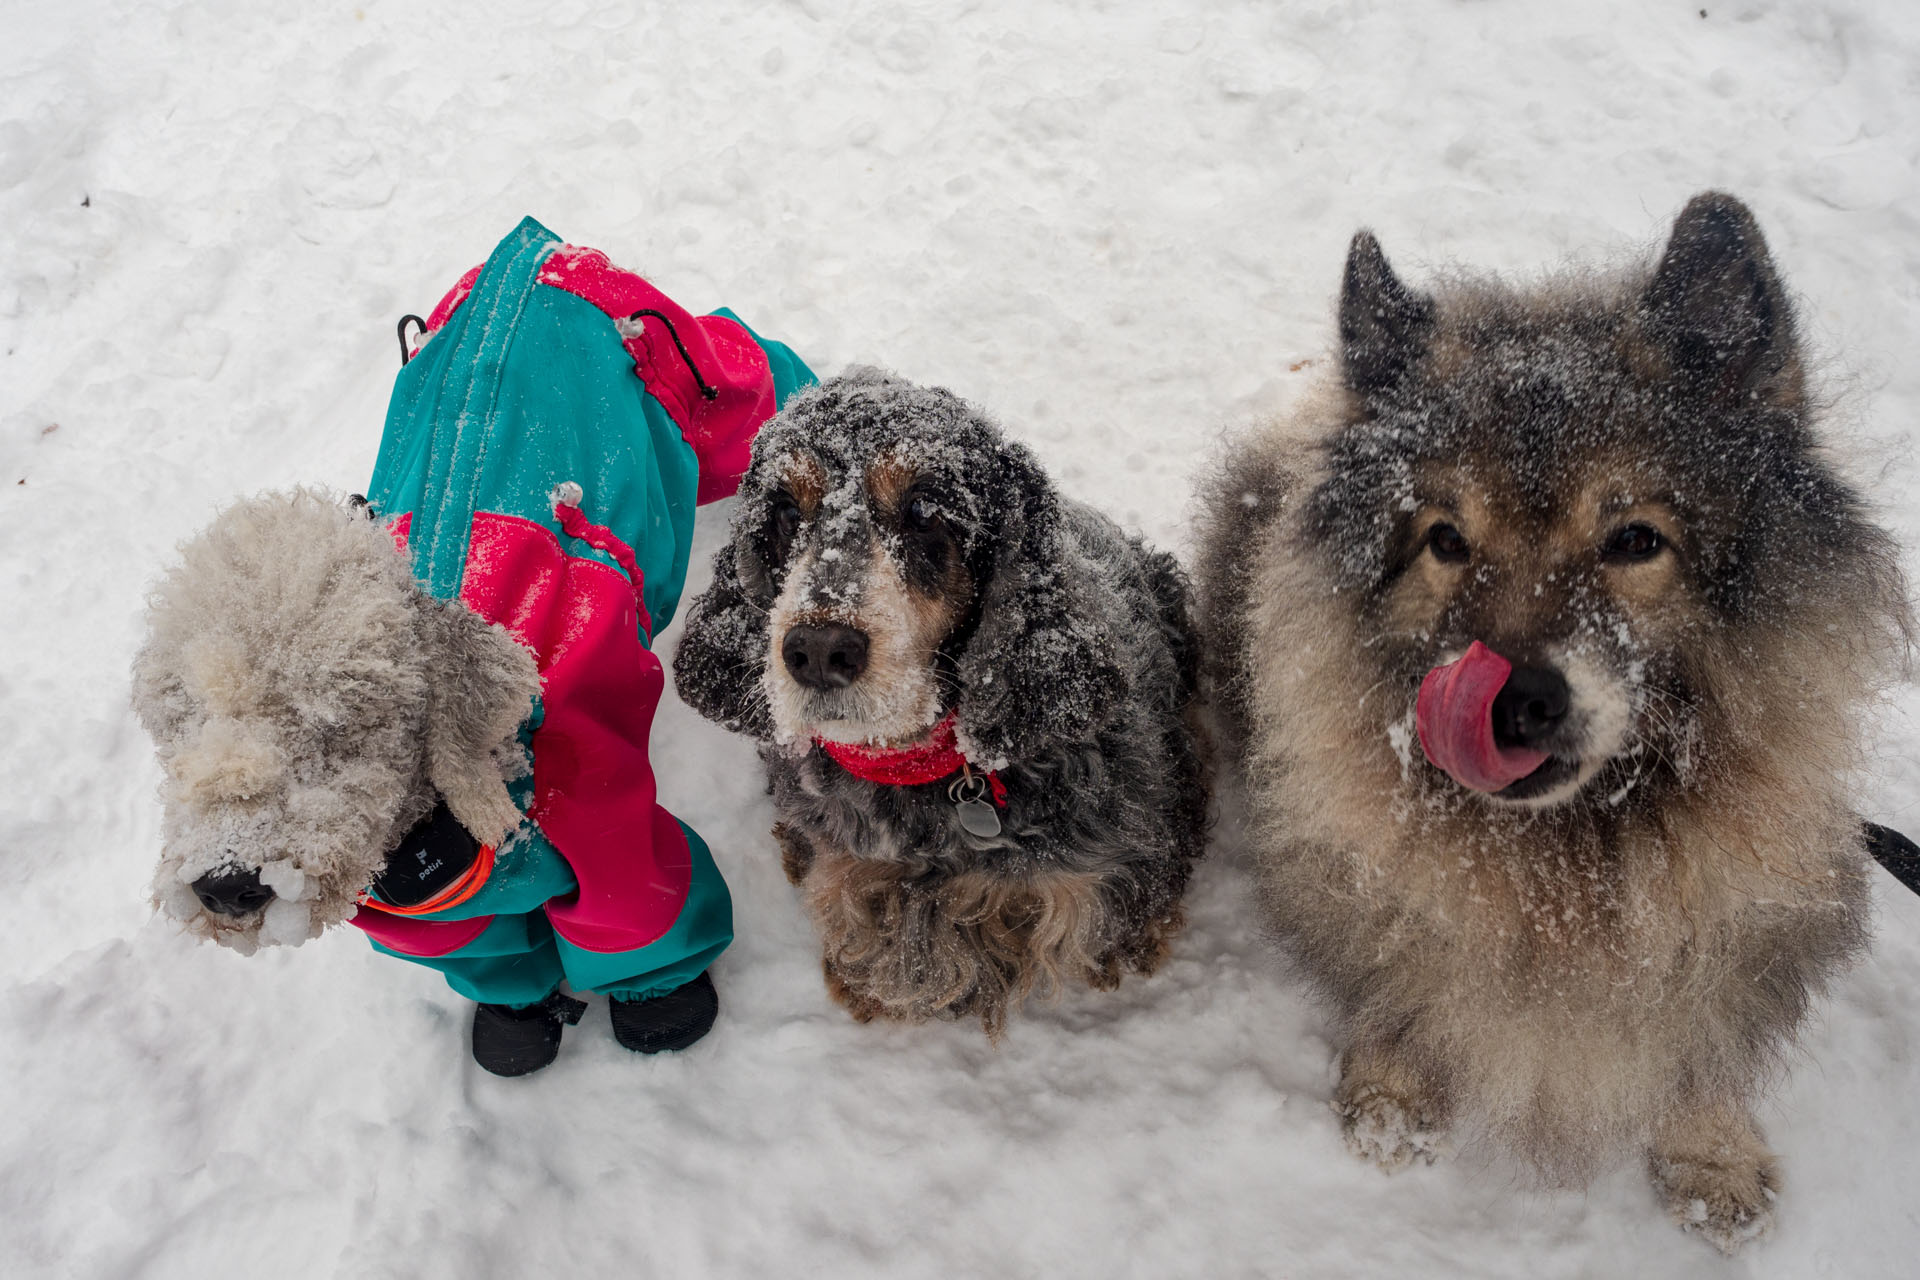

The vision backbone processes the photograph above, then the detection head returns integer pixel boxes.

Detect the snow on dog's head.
[1243,194,1911,833]
[132,489,538,951]
[674,367,1126,764]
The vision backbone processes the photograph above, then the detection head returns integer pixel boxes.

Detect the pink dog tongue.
[1415,641,1551,793]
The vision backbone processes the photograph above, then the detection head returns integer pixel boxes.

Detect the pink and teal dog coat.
[350,217,813,1006]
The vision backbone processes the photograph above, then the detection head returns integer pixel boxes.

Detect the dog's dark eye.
[768,495,803,558]
[1427,522,1469,564]
[1603,523,1663,563]
[898,490,955,580]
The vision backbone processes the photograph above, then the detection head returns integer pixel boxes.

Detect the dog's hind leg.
[1333,1038,1450,1172]
[1648,1097,1778,1255]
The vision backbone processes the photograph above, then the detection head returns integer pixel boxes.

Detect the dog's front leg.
[1647,1096,1778,1254]
[1332,1037,1450,1172]
[773,822,816,886]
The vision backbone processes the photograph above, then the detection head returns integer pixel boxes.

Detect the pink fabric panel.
[534,244,775,505]
[424,265,483,334]
[352,906,493,958]
[687,312,777,505]
[553,499,651,636]
[457,511,692,954]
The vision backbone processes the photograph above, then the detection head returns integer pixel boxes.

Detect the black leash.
[1865,821,1920,895]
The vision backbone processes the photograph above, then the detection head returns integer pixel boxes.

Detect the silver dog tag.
[949,773,1002,838]
[955,798,1002,838]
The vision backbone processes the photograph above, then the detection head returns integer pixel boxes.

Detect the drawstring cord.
[397,307,714,404]
[624,309,720,401]
[397,314,427,366]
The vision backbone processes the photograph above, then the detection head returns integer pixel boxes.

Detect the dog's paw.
[821,959,896,1024]
[1650,1149,1778,1255]
[1333,1084,1448,1173]
[1115,906,1184,981]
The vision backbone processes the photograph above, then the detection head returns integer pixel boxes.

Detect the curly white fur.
[132,489,541,951]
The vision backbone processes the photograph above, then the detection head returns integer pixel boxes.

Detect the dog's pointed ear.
[1640,192,1798,401]
[417,596,541,847]
[957,444,1126,764]
[672,540,775,740]
[1340,230,1435,395]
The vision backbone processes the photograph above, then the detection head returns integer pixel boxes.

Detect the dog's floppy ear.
[957,443,1126,764]
[1339,230,1435,395]
[672,540,776,740]
[417,595,541,847]
[1640,192,1798,402]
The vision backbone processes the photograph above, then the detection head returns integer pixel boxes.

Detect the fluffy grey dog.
[133,489,540,952]
[674,368,1208,1037]
[1198,193,1909,1252]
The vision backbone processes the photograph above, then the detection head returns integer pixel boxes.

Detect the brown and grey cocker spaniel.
[673,367,1208,1037]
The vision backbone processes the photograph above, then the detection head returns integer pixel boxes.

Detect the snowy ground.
[5,1,1920,1276]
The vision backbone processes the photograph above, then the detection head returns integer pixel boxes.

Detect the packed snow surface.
[5,1,1920,1276]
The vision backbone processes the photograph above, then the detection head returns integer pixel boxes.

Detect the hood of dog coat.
[1415,641,1550,793]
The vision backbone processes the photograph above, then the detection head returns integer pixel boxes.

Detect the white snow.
[6,1,1920,1277]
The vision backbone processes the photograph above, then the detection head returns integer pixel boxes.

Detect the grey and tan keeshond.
[1198,193,1910,1253]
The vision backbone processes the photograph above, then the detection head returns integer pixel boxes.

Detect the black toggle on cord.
[627,309,720,401]
[397,314,427,367]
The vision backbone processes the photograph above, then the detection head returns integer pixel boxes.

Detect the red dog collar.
[816,712,1008,807]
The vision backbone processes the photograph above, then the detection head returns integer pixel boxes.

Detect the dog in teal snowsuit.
[135,218,811,1074]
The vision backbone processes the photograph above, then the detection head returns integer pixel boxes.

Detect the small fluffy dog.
[133,488,539,951]
[674,368,1208,1036]
[1199,193,1909,1252]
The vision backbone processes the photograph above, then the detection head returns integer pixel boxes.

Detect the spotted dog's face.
[759,449,981,746]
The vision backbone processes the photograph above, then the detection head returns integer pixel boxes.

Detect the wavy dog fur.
[1198,194,1909,1252]
[675,368,1208,1037]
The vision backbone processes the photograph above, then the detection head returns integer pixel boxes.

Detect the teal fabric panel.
[371,912,563,1008]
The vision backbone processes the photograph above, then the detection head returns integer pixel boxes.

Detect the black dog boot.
[609,971,718,1054]
[471,991,587,1077]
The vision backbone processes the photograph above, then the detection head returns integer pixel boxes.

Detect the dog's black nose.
[782,624,870,690]
[1491,666,1570,749]
[191,867,275,917]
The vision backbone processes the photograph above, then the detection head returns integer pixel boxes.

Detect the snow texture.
[4,2,1920,1278]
